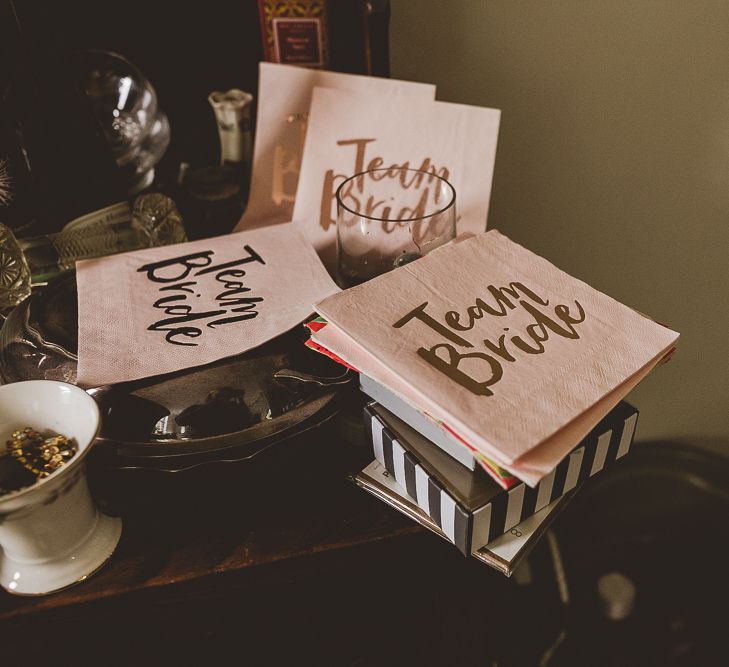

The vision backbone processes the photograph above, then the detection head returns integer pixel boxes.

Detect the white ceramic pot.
[0,381,122,595]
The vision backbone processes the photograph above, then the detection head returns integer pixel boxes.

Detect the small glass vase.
[81,50,171,195]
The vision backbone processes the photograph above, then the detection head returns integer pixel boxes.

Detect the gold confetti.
[5,427,77,480]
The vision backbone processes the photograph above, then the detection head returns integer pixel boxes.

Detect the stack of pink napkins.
[310,230,678,487]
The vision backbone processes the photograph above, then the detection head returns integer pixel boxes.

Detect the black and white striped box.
[365,401,638,556]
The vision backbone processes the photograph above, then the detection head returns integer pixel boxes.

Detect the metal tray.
[0,275,352,471]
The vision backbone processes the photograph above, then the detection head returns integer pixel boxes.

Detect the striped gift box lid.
[365,401,638,555]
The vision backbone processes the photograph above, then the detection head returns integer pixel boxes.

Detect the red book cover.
[258,0,329,68]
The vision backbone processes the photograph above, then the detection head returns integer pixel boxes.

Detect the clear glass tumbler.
[335,167,456,287]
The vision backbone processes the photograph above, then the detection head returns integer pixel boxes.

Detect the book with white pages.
[353,460,572,577]
[360,373,476,471]
[364,401,638,556]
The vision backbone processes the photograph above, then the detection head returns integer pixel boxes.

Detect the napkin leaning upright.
[313,230,679,486]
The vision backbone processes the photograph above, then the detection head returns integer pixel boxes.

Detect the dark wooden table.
[6,417,723,665]
[1,416,557,666]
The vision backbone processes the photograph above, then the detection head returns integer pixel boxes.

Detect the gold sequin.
[5,427,77,481]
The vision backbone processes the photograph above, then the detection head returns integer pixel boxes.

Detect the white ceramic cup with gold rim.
[0,380,122,595]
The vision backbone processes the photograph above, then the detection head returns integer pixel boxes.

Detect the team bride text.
[138,245,266,346]
[320,138,450,231]
[393,282,586,397]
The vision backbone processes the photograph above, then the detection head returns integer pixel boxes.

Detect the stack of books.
[363,380,637,545]
[354,391,637,574]
[307,231,678,574]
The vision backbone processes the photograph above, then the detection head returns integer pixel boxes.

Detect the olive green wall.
[391,1,729,450]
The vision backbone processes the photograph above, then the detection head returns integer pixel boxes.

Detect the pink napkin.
[76,224,338,387]
[314,230,679,485]
[292,86,500,271]
[236,62,435,229]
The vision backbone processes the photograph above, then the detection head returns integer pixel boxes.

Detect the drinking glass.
[335,167,456,287]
